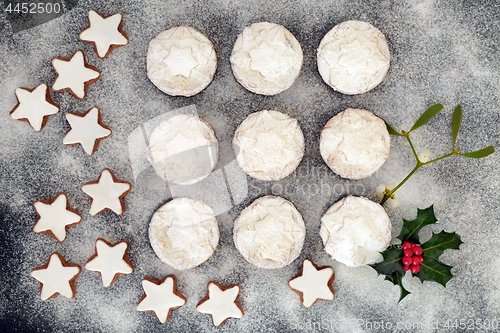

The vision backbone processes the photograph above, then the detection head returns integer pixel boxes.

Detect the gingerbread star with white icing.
[30,252,82,300]
[33,193,81,242]
[288,259,335,308]
[52,50,100,100]
[137,275,187,323]
[63,107,112,155]
[10,83,59,131]
[196,281,244,326]
[81,168,131,215]
[79,10,128,59]
[85,238,134,287]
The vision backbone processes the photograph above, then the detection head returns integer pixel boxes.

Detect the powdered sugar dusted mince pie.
[147,26,217,97]
[147,114,218,185]
[320,196,391,267]
[320,108,390,179]
[230,22,303,95]
[317,20,390,95]
[233,195,305,269]
[149,198,219,270]
[233,110,304,181]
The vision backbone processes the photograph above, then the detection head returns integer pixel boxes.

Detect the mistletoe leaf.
[409,103,444,132]
[458,146,495,159]
[371,246,404,276]
[452,105,462,149]
[421,231,463,260]
[383,119,404,136]
[415,257,454,288]
[397,205,437,244]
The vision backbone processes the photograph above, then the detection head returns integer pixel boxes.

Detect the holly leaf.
[415,257,454,288]
[386,271,411,303]
[397,205,437,244]
[421,231,463,260]
[371,245,404,276]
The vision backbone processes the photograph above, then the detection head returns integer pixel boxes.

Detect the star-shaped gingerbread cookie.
[63,107,112,155]
[10,83,59,131]
[33,193,81,242]
[288,259,335,308]
[81,168,131,215]
[79,10,128,59]
[52,50,100,100]
[85,238,134,287]
[137,275,187,323]
[30,252,82,300]
[196,281,243,326]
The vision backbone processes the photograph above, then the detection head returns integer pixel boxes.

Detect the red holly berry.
[415,256,424,264]
[402,256,413,266]
[404,249,413,257]
[410,264,420,273]
[403,265,410,271]
[413,246,423,256]
[411,243,417,248]
[402,241,412,250]
[412,256,420,265]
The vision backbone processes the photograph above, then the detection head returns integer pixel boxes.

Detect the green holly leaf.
[386,271,411,303]
[415,257,454,288]
[421,231,463,260]
[371,245,404,276]
[397,205,437,244]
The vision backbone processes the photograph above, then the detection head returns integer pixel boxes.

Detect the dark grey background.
[0,0,499,332]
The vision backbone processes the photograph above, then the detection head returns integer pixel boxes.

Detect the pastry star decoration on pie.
[196,282,244,326]
[137,275,187,323]
[163,46,199,77]
[85,239,134,287]
[10,84,59,131]
[52,50,100,100]
[81,168,131,215]
[30,253,82,300]
[33,193,82,242]
[63,107,112,155]
[288,259,335,308]
[79,10,128,59]
[249,41,282,78]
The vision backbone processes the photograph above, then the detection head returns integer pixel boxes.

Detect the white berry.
[419,149,431,163]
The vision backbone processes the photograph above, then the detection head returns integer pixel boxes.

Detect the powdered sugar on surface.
[0,0,499,332]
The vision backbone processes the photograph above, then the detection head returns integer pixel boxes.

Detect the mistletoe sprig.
[380,104,494,206]
[371,205,463,302]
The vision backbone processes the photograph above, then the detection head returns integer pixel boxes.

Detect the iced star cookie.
[81,168,131,215]
[320,108,390,179]
[9,83,59,131]
[147,26,217,97]
[137,275,187,323]
[288,259,335,308]
[52,50,100,100]
[233,195,305,269]
[317,20,390,95]
[320,196,391,267]
[79,10,128,59]
[230,22,303,95]
[233,110,304,181]
[63,107,112,155]
[33,193,81,242]
[85,238,134,287]
[196,281,243,326]
[149,198,219,270]
[30,252,82,300]
[147,114,218,185]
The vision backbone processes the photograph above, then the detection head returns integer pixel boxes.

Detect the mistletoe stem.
[380,165,421,205]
